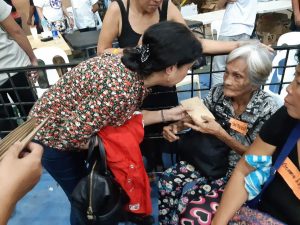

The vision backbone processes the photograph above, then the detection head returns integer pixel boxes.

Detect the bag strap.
[260,122,300,195]
[87,135,108,175]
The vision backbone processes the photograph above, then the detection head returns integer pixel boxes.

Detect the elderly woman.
[158,44,279,225]
[212,50,300,225]
[29,21,202,225]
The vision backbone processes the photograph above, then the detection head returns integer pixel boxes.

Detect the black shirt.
[258,106,300,225]
[115,0,178,135]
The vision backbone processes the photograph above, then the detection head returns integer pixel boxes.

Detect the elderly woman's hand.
[163,115,193,142]
[184,115,222,136]
[162,123,181,142]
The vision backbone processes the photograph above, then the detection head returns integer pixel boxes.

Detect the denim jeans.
[40,142,89,225]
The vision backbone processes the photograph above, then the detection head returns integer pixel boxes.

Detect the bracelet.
[112,48,119,55]
[161,110,166,123]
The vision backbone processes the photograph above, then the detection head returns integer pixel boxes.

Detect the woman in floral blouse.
[29,21,203,225]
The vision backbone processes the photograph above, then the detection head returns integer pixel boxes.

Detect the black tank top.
[116,0,168,48]
[116,0,178,135]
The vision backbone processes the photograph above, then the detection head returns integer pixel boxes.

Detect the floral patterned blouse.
[29,53,149,150]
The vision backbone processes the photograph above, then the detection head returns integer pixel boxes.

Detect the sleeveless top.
[116,0,178,135]
[116,0,168,48]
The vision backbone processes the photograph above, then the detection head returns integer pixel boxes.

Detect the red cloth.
[97,114,152,215]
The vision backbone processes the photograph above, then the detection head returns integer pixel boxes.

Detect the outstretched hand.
[184,115,222,136]
[163,105,187,122]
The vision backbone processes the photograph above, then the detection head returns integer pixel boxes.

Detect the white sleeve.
[0,0,12,22]
[91,0,98,5]
[33,0,45,8]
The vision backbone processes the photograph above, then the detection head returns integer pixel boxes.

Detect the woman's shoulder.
[259,106,296,146]
[109,0,123,10]
[250,89,280,115]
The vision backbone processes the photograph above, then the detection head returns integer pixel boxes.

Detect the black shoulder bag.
[71,135,125,225]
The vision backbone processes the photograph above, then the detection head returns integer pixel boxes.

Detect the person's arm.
[167,0,242,55]
[35,6,44,21]
[92,1,99,13]
[142,105,186,126]
[212,136,276,225]
[162,115,193,142]
[97,1,121,54]
[0,142,43,225]
[215,0,236,10]
[91,2,99,13]
[292,0,300,27]
[1,14,38,66]
[184,115,247,155]
[61,1,74,29]
[215,0,227,10]
[27,2,35,26]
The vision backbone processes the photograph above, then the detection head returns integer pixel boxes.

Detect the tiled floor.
[8,170,160,225]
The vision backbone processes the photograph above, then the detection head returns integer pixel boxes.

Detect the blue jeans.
[40,142,89,225]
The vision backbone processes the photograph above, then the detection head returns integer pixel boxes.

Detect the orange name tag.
[229,118,248,135]
[278,157,300,200]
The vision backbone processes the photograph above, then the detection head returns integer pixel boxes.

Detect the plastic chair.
[210,20,222,40]
[33,47,70,97]
[276,32,300,65]
[277,32,300,47]
[264,50,297,98]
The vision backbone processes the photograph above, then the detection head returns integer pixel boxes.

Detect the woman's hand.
[162,123,181,142]
[163,105,187,122]
[184,115,222,136]
[162,115,192,142]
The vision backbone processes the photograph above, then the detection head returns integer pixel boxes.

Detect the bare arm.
[1,15,37,66]
[0,142,43,225]
[292,0,300,27]
[215,0,228,10]
[97,1,121,54]
[163,115,193,142]
[92,1,99,13]
[212,136,276,225]
[27,5,35,26]
[35,6,44,21]
[184,116,247,155]
[167,0,241,55]
[142,106,186,126]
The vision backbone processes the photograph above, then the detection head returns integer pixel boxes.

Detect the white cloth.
[0,0,31,85]
[71,0,98,29]
[220,0,257,36]
[33,0,64,22]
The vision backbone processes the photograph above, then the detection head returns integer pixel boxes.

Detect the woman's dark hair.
[121,21,203,77]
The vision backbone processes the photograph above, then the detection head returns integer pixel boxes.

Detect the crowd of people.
[0,0,299,225]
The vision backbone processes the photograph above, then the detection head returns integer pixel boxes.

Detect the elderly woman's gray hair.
[226,44,273,86]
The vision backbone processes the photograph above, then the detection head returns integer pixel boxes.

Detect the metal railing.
[0,44,299,137]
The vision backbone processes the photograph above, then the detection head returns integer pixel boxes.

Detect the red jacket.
[98,114,152,215]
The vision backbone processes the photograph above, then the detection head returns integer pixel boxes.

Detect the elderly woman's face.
[223,58,253,98]
[140,0,163,13]
[285,64,300,119]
